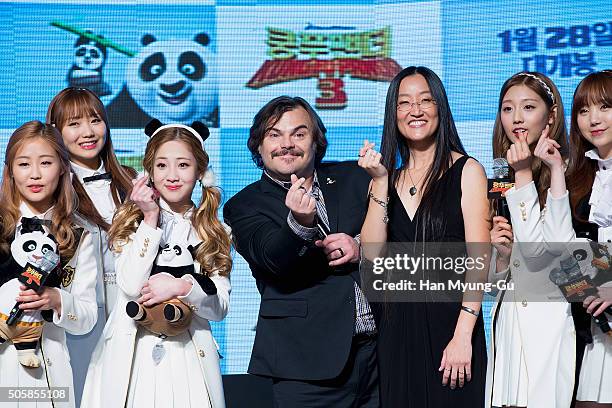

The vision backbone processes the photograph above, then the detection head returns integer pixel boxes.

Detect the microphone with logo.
[488,158,514,222]
[549,255,612,336]
[6,251,60,326]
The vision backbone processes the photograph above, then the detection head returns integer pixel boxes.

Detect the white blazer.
[0,208,99,408]
[81,222,230,408]
[485,182,576,408]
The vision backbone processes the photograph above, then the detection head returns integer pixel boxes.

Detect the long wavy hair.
[492,72,568,208]
[47,87,137,230]
[109,128,232,277]
[0,121,80,259]
[566,70,612,221]
[380,66,466,240]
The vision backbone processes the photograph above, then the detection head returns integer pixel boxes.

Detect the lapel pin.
[326,177,336,185]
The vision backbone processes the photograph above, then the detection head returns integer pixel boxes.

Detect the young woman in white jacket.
[81,121,231,408]
[0,121,98,408]
[550,70,612,407]
[46,87,137,407]
[486,72,576,408]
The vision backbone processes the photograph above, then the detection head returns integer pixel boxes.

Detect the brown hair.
[248,96,328,169]
[109,127,232,277]
[566,70,612,221]
[46,87,137,230]
[492,72,568,208]
[0,121,80,259]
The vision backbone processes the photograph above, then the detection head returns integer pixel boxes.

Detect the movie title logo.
[21,266,43,287]
[247,25,402,109]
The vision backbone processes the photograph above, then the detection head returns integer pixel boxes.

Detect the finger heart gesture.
[358,140,388,180]
[285,174,317,226]
[533,125,563,170]
[506,130,532,173]
[131,176,160,215]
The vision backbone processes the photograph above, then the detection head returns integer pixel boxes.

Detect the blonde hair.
[0,121,80,259]
[109,127,232,277]
[492,72,568,208]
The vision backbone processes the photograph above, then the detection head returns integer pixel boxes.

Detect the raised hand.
[358,140,388,180]
[506,130,532,174]
[131,176,160,226]
[534,125,563,171]
[285,174,317,227]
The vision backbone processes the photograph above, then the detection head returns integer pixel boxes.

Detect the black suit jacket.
[224,161,371,381]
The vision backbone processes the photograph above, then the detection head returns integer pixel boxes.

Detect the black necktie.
[82,172,112,183]
[20,217,52,233]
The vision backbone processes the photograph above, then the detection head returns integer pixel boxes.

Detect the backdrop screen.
[1,0,610,373]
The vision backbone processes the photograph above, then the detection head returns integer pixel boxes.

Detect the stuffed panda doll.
[0,221,60,368]
[125,241,216,337]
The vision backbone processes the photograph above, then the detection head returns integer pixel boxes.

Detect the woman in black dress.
[359,66,489,407]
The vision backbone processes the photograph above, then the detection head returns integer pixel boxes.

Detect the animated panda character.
[67,31,112,97]
[125,241,216,337]
[106,33,218,128]
[0,223,60,368]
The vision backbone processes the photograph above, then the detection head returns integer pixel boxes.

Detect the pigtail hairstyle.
[492,72,568,208]
[109,123,231,277]
[46,87,137,230]
[0,121,80,259]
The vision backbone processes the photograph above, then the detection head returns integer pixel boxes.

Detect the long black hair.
[380,66,466,239]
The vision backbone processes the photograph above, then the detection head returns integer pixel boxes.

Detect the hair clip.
[514,72,555,103]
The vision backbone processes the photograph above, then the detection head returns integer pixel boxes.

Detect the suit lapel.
[318,167,339,233]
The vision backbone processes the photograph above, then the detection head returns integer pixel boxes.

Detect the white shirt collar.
[71,160,106,183]
[158,198,197,247]
[585,149,612,171]
[585,150,612,228]
[17,202,54,229]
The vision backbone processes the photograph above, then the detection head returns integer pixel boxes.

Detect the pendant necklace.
[407,158,426,196]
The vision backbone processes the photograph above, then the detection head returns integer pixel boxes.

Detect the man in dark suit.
[224,96,379,407]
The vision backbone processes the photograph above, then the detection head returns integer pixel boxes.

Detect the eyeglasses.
[396,98,437,112]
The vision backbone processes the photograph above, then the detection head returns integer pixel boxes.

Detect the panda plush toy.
[0,221,60,368]
[125,241,216,338]
[106,33,218,128]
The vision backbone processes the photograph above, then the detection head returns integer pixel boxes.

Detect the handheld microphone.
[488,158,514,222]
[549,256,612,335]
[6,251,60,326]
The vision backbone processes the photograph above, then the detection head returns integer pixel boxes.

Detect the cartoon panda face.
[126,33,217,123]
[10,230,58,268]
[75,43,105,70]
[156,242,195,267]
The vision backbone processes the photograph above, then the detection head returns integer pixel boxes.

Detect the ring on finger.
[337,248,345,257]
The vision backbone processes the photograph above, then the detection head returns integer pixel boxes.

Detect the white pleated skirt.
[577,320,612,403]
[491,300,529,407]
[125,328,212,408]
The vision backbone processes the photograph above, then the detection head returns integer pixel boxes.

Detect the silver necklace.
[406,164,426,196]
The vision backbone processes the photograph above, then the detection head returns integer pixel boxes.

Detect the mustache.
[271,148,304,158]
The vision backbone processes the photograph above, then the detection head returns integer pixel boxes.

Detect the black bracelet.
[460,305,479,317]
